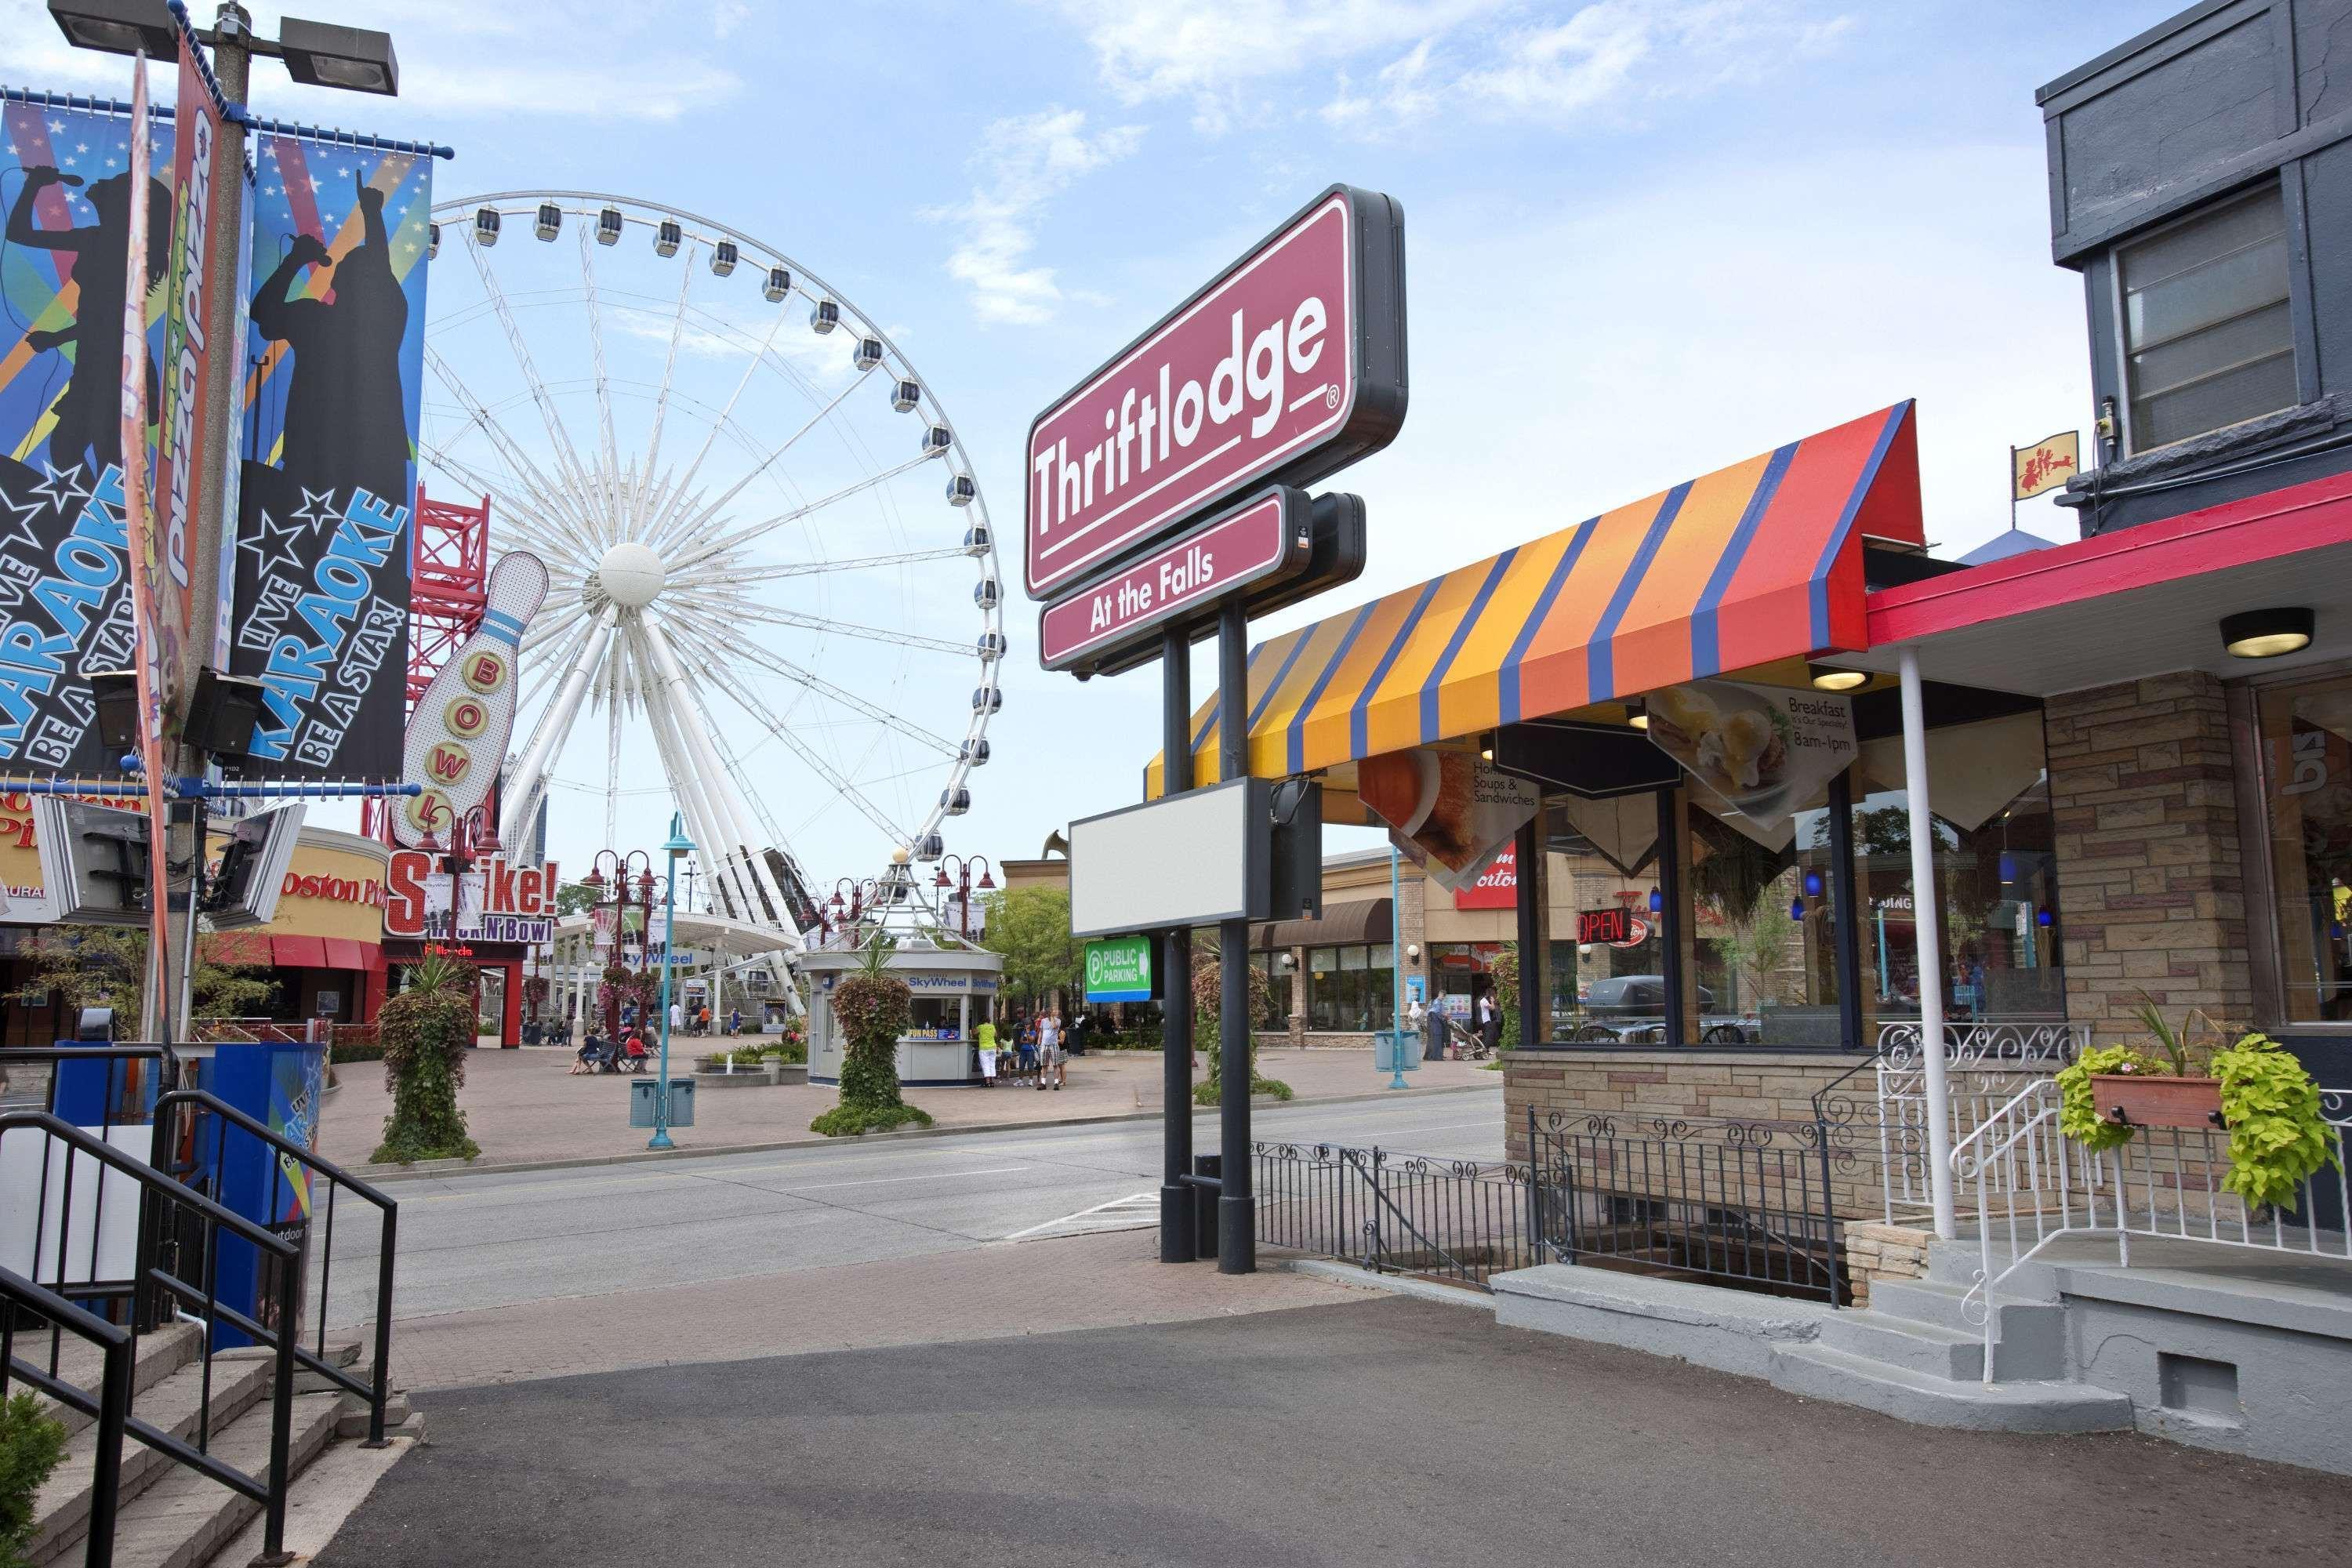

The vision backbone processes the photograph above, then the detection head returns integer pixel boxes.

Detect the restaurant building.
[1132,0,2352,1465]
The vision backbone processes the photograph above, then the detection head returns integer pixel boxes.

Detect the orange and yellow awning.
[1146,401,1921,794]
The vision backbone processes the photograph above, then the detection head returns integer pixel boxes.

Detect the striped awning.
[1148,401,1920,793]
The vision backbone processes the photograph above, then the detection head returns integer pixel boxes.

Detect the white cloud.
[1050,0,1853,135]
[927,108,1145,327]
[713,1,752,39]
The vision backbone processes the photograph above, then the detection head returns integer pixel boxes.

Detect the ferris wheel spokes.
[637,614,793,931]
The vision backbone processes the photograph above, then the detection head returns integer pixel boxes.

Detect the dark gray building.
[2041,0,2352,532]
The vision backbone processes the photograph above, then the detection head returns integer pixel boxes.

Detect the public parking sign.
[1084,935,1156,1003]
[1024,184,1406,601]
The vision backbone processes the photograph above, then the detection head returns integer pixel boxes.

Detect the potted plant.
[2085,993,2223,1130]
[2059,1018,2343,1213]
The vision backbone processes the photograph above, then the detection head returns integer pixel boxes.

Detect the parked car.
[1579,975,1717,1016]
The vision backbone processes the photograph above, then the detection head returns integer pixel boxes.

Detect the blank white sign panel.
[1069,782,1254,936]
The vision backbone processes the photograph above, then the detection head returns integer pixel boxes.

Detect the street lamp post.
[930,855,996,939]
[584,848,652,1039]
[651,813,695,1150]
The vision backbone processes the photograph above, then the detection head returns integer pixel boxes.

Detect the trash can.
[666,1076,695,1127]
[1424,1008,1444,1062]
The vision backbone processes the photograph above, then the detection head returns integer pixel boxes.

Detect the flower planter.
[2090,1073,2223,1131]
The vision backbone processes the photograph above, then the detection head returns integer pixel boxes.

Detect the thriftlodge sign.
[1024,184,1406,600]
[1038,487,1312,672]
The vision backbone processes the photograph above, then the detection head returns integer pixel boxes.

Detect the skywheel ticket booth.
[804,938,1004,1087]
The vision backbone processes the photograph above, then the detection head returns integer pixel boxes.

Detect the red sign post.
[1024,185,1405,600]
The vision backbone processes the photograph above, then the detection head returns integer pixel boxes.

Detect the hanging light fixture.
[2036,906,2054,927]
[1809,663,1868,692]
[1648,887,1663,913]
[2220,606,2314,659]
[1998,851,2017,884]
[1628,701,1649,731]
[1802,869,1824,899]
[1790,895,1806,920]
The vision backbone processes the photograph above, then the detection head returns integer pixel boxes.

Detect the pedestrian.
[1036,1011,1065,1092]
[1478,989,1501,1053]
[670,998,684,1038]
[975,1015,999,1086]
[1016,1014,1038,1083]
[729,1006,742,1035]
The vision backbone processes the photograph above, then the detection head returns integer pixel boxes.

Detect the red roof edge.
[1867,466,2352,647]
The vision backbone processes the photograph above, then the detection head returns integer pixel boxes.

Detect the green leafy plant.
[2129,989,2223,1076]
[1,1391,67,1568]
[1189,951,1291,1105]
[811,934,933,1137]
[2212,1033,2343,1213]
[2054,1043,2163,1153]
[371,949,481,1166]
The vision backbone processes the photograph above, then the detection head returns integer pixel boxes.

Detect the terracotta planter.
[2090,1073,2223,1131]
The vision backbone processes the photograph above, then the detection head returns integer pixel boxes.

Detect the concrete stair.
[23,1329,420,1568]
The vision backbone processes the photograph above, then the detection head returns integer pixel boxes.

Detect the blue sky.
[5,0,2188,890]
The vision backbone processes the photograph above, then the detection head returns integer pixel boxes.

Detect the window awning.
[1254,897,1392,951]
[1148,401,1921,793]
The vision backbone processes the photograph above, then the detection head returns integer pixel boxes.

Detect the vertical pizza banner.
[228,132,431,779]
[0,97,175,773]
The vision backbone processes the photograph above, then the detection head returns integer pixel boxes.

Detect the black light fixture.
[2220,606,2314,659]
[183,666,267,760]
[44,0,176,58]
[1809,662,1868,692]
[276,16,399,96]
[85,669,140,753]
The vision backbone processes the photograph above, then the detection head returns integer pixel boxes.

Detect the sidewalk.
[318,1044,1495,1176]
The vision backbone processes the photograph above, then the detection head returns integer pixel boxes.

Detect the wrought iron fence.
[1527,1108,1851,1303]
[1251,1140,1537,1289]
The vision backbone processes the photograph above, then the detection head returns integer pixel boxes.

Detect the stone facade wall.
[1842,1221,1933,1308]
[2044,673,2253,1046]
[1502,1049,1887,1221]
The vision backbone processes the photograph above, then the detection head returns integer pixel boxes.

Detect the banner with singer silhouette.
[228,132,431,780]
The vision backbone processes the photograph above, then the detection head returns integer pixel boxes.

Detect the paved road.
[317,1087,1504,1329]
[314,1294,2352,1568]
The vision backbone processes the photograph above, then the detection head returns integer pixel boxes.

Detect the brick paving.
[386,1226,1362,1391]
[319,1043,1494,1173]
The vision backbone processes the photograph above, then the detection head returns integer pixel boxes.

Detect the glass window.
[1846,720,2066,1032]
[2121,185,2296,453]
[1306,942,1395,1032]
[2256,672,2352,1022]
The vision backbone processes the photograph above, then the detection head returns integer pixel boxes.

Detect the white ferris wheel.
[417,190,1004,937]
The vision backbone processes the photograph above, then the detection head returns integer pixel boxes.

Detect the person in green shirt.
[975,1017,1000,1086]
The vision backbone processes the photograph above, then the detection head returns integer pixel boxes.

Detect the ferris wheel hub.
[593,540,667,608]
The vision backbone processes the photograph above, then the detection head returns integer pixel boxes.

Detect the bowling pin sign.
[396,552,550,848]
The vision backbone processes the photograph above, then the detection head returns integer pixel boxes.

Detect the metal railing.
[0,1107,301,1561]
[1528,1108,1851,1303]
[1951,1078,2352,1385]
[151,1090,398,1444]
[1,1262,131,1568]
[1252,1140,1537,1289]
[1811,1021,2081,1225]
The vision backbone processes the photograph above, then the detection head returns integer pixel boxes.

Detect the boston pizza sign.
[1025,185,1406,601]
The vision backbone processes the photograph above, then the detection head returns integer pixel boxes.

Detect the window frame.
[2111,180,2299,459]
[2232,662,2352,1034]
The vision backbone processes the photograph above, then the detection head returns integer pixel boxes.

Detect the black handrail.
[0,1110,301,1561]
[0,1263,131,1568]
[152,1089,398,1444]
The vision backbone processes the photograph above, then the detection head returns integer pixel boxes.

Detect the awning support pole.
[1899,645,1958,1241]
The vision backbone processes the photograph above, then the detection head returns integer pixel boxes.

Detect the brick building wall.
[2043,672,2253,1047]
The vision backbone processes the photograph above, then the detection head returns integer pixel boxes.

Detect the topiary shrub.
[372,949,481,1166]
[810,936,933,1138]
[1,1391,67,1568]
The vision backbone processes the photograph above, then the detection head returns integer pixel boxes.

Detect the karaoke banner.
[229,132,431,779]
[0,99,176,771]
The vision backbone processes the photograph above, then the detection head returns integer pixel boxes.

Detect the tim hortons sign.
[384,850,561,942]
[1025,184,1406,600]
